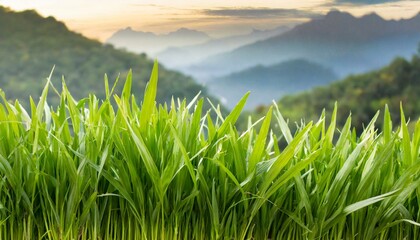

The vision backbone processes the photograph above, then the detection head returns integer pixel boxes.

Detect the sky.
[0,0,419,41]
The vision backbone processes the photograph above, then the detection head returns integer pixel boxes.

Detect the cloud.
[201,8,321,19]
[333,0,403,5]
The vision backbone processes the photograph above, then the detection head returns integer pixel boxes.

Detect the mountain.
[0,6,215,107]
[255,55,420,132]
[106,27,211,55]
[207,59,338,109]
[156,26,290,70]
[189,10,420,79]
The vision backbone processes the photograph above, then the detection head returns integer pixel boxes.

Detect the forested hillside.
[0,6,212,106]
[252,55,420,131]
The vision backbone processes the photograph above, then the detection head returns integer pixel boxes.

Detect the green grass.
[1,62,420,239]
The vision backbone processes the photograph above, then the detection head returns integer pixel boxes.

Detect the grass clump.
[1,62,420,239]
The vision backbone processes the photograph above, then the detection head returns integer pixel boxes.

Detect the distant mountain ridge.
[189,10,420,79]
[106,27,211,55]
[156,26,290,69]
[282,11,420,42]
[207,59,338,109]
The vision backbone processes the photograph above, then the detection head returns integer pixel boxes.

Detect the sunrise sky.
[0,0,419,41]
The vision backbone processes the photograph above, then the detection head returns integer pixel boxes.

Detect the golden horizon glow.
[0,0,418,41]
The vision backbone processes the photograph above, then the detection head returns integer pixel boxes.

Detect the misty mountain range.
[155,26,290,68]
[107,26,291,68]
[106,10,420,109]
[106,27,211,55]
[188,10,420,79]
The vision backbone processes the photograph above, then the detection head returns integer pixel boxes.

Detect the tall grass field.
[1,62,420,239]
